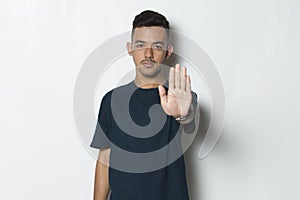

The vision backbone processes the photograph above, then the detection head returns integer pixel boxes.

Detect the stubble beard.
[137,63,162,80]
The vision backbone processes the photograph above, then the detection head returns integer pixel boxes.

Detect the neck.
[134,75,166,89]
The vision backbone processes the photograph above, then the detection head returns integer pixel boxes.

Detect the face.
[127,26,173,79]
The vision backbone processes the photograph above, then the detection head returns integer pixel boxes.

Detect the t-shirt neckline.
[131,80,169,91]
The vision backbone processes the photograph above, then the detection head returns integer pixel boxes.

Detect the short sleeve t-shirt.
[90,81,197,200]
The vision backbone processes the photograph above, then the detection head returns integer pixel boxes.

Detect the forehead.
[132,26,168,43]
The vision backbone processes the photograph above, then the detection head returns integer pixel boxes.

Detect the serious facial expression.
[127,26,173,79]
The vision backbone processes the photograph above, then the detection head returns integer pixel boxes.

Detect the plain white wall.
[1,0,299,199]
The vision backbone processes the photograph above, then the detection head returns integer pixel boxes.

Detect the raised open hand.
[158,64,193,120]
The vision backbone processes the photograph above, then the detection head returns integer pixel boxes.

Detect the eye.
[153,44,164,50]
[135,43,145,48]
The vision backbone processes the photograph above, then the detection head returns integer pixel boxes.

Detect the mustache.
[141,59,156,64]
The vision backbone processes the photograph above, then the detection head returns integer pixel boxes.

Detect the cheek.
[132,52,142,64]
[155,52,167,61]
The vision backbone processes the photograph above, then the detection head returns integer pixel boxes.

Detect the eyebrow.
[134,40,165,45]
[153,41,165,45]
[134,40,145,44]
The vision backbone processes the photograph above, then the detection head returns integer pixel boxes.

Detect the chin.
[139,69,162,78]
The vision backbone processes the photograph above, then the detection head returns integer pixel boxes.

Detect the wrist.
[175,106,194,123]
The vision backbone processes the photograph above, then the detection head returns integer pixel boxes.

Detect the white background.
[1,0,300,199]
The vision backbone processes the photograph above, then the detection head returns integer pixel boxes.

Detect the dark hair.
[133,10,169,29]
[132,10,170,39]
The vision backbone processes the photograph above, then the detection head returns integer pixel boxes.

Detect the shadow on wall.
[185,105,210,200]
[163,28,212,199]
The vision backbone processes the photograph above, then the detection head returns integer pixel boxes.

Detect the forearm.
[94,149,110,200]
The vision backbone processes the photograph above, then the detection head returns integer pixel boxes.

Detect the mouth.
[142,61,155,68]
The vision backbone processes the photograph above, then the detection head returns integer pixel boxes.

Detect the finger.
[186,75,191,92]
[158,85,167,106]
[169,67,175,89]
[181,66,187,91]
[175,64,180,89]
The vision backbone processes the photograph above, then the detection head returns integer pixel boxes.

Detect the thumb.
[158,85,167,106]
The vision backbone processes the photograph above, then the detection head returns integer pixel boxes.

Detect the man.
[91,10,197,200]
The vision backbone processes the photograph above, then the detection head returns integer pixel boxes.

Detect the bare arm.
[93,148,111,200]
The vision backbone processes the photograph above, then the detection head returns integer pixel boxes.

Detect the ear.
[165,45,174,59]
[126,42,133,56]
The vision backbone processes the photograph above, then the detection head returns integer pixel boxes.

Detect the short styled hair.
[131,10,170,39]
[132,10,169,29]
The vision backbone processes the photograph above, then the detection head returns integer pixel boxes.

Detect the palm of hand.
[158,64,193,118]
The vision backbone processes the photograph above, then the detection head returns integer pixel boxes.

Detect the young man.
[91,10,197,200]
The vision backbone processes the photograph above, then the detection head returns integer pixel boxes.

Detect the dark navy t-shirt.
[90,81,197,200]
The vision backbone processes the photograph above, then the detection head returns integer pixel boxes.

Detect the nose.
[144,47,154,59]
